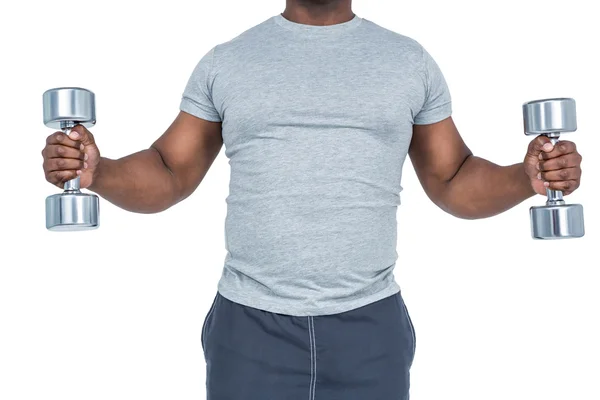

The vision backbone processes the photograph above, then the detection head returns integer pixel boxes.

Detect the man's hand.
[524,135,583,196]
[42,125,101,189]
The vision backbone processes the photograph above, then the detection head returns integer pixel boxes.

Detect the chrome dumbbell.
[523,98,584,239]
[43,87,100,231]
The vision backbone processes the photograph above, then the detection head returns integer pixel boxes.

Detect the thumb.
[67,124,96,146]
[527,134,554,159]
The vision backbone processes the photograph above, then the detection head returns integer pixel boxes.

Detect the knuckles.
[47,171,58,182]
[54,171,67,182]
[558,142,569,153]
[529,136,547,151]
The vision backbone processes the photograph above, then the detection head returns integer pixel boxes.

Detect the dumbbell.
[43,87,100,231]
[523,98,584,239]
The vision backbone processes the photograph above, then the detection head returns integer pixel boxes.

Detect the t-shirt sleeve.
[413,46,452,125]
[179,46,222,122]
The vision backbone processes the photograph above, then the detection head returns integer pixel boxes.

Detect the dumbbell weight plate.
[530,203,584,239]
[43,87,96,130]
[46,192,100,231]
[523,98,577,135]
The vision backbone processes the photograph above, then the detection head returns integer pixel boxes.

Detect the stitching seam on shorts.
[308,316,316,400]
[311,316,316,400]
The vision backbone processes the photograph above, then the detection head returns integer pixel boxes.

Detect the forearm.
[440,155,536,219]
[89,148,181,213]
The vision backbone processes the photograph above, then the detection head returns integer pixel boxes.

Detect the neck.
[282,0,354,26]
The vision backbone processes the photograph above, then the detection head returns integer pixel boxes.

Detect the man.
[41,0,583,398]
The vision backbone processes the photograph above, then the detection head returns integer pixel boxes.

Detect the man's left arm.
[408,116,583,219]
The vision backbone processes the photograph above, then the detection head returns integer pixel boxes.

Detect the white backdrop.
[1,1,598,399]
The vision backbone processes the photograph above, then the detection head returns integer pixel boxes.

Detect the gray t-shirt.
[180,13,452,316]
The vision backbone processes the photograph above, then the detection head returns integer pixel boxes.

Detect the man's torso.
[180,14,450,315]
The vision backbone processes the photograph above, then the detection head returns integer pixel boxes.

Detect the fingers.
[537,149,582,195]
[42,144,85,160]
[545,179,580,194]
[45,125,95,149]
[46,131,83,150]
[531,138,582,196]
[68,125,96,146]
[540,140,577,160]
[539,167,581,182]
[527,135,553,158]
[45,170,80,188]
[42,128,90,188]
[539,153,582,172]
[43,157,86,173]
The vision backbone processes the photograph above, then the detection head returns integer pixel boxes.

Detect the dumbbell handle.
[61,122,81,193]
[545,135,564,205]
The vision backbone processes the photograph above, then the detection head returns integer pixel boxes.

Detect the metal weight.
[523,98,584,239]
[43,87,100,231]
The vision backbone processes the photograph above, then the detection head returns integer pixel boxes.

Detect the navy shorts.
[201,291,416,400]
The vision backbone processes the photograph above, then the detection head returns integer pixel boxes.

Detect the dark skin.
[42,112,223,213]
[409,118,581,219]
[41,0,583,218]
[282,0,354,25]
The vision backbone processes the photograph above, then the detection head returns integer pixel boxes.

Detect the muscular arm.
[89,111,223,213]
[408,117,535,219]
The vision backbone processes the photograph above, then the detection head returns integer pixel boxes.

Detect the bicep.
[151,111,223,199]
[408,116,472,202]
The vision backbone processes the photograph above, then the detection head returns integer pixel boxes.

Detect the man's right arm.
[42,111,223,213]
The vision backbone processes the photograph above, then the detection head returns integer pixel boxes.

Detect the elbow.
[448,209,484,220]
[124,202,175,215]
[426,184,481,220]
[438,202,480,220]
[436,193,489,220]
[127,186,186,214]
[442,203,499,220]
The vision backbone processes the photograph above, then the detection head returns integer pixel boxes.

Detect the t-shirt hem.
[180,98,222,122]
[216,281,402,317]
[413,103,452,125]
